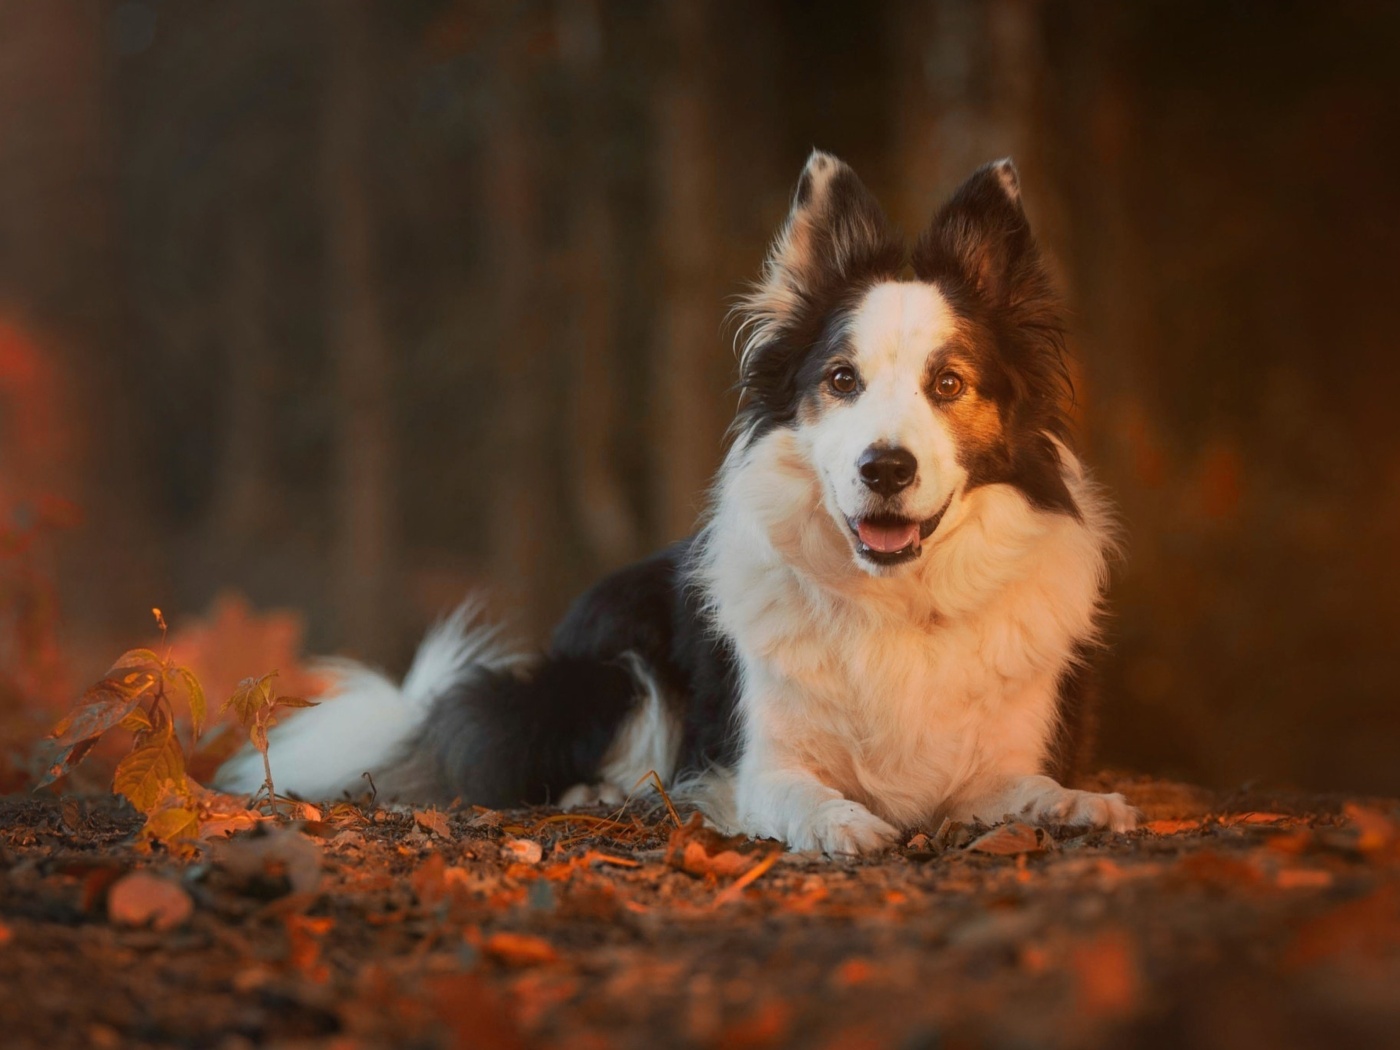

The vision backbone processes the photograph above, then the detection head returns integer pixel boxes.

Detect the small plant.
[35,608,311,849]
[221,671,316,815]
[37,609,204,797]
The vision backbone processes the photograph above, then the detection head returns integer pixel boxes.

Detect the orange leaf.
[224,672,276,728]
[967,822,1052,855]
[107,872,193,931]
[164,666,207,740]
[108,649,162,675]
[665,812,771,879]
[273,695,318,711]
[482,932,558,967]
[1144,818,1201,835]
[1219,812,1293,827]
[113,725,187,814]
[415,809,452,839]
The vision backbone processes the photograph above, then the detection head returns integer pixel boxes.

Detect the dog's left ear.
[912,159,1041,304]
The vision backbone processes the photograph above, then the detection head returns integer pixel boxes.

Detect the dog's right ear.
[737,151,902,379]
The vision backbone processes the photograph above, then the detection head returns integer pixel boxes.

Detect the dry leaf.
[1276,868,1333,890]
[415,809,452,839]
[665,813,770,878]
[502,837,542,864]
[1220,812,1294,827]
[967,822,1052,855]
[107,872,193,931]
[482,932,558,967]
[1342,803,1397,853]
[1144,819,1201,835]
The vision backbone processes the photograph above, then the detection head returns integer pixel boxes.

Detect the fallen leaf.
[665,812,771,878]
[107,872,193,931]
[1219,812,1293,827]
[967,822,1052,855]
[1342,803,1397,853]
[1144,818,1201,835]
[482,931,557,967]
[502,837,543,864]
[415,808,452,839]
[1276,868,1333,890]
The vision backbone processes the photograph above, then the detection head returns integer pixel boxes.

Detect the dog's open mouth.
[848,494,954,566]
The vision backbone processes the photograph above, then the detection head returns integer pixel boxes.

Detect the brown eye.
[934,371,965,399]
[829,366,858,395]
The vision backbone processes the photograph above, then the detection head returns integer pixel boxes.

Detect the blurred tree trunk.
[212,220,275,546]
[890,0,1049,230]
[557,0,639,572]
[653,1,721,543]
[484,10,552,639]
[323,0,397,661]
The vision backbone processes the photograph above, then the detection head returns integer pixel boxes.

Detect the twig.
[714,850,782,907]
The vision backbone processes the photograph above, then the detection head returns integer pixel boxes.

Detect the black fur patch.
[415,540,740,807]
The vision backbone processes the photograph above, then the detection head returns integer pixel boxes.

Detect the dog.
[217,151,1137,853]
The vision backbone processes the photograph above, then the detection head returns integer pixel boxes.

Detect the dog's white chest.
[760,597,1063,826]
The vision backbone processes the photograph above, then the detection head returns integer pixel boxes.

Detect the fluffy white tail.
[213,601,517,801]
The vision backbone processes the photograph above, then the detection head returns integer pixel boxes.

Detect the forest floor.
[1,774,1398,1050]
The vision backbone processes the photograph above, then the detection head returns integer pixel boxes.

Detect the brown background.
[0,0,1397,795]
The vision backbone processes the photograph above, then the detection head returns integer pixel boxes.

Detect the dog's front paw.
[794,799,900,855]
[1028,786,1139,832]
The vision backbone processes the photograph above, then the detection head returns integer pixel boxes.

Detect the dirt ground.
[1,774,1397,1050]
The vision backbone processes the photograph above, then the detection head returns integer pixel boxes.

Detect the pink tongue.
[857,520,920,554]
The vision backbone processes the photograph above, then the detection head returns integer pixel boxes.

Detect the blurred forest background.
[0,0,1397,796]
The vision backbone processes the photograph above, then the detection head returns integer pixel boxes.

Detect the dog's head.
[734,151,1078,574]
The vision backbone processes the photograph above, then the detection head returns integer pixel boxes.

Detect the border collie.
[218,152,1137,853]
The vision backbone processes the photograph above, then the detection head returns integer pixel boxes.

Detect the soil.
[1,774,1397,1050]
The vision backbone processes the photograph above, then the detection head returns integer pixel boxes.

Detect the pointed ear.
[743,150,902,332]
[912,158,1040,303]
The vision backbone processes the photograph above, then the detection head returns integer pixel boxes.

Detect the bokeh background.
[1,0,1397,795]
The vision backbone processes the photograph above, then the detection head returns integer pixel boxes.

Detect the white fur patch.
[804,281,964,560]
[213,600,518,800]
[596,653,682,795]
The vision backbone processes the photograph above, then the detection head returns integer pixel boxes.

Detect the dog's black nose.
[858,446,917,497]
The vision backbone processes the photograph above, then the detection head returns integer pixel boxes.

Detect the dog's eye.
[933,371,965,399]
[829,366,858,395]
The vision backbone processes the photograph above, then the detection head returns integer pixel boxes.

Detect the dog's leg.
[734,726,900,854]
[737,764,900,854]
[952,773,1138,832]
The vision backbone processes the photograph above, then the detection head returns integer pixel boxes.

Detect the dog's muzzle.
[848,491,955,566]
